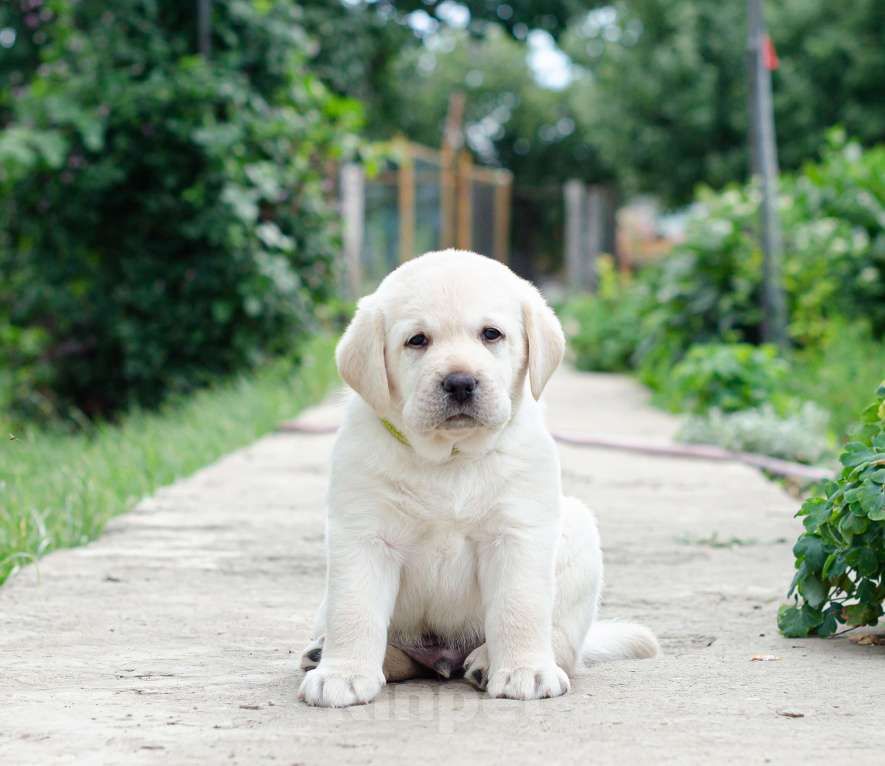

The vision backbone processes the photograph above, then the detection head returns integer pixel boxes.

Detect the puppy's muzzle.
[442,372,477,405]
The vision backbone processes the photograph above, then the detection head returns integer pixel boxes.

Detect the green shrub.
[787,130,885,340]
[0,1,360,418]
[636,132,885,387]
[635,188,765,390]
[560,257,647,372]
[662,343,787,415]
[779,381,885,637]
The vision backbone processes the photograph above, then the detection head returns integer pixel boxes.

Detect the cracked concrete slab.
[2,369,883,764]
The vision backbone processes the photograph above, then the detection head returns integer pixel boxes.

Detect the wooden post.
[440,142,455,248]
[493,171,512,264]
[456,150,473,251]
[564,180,585,291]
[601,185,621,270]
[397,140,415,263]
[441,93,465,249]
[340,163,364,298]
[585,185,604,292]
[747,0,788,348]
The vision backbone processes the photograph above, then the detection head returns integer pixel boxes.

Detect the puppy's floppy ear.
[336,297,390,413]
[522,284,565,400]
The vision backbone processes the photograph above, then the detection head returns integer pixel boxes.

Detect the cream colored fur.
[298,249,657,708]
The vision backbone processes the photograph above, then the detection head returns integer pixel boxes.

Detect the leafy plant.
[663,343,787,415]
[779,381,885,637]
[560,257,647,372]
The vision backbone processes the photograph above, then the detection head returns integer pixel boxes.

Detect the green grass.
[0,335,339,585]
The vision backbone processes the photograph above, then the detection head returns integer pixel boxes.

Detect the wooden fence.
[340,138,512,296]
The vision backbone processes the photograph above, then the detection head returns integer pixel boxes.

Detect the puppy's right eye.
[406,333,429,348]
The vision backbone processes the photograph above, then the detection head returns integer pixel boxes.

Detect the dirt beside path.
[2,368,882,764]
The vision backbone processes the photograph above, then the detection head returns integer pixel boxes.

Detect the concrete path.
[2,369,883,764]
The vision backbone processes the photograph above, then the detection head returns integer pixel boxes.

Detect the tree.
[564,0,885,205]
[298,0,417,140]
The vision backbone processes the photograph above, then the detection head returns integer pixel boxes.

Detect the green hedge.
[0,1,360,419]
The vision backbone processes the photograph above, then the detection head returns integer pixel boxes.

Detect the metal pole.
[747,0,788,348]
[198,0,212,58]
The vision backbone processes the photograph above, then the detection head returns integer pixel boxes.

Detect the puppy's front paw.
[487,662,570,700]
[463,643,490,691]
[298,665,384,707]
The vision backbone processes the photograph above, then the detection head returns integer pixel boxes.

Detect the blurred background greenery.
[1,1,883,584]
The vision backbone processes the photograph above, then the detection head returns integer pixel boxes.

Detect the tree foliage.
[0,0,360,417]
[564,0,885,204]
[392,0,592,39]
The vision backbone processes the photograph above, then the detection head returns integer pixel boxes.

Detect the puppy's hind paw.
[299,636,324,671]
[462,643,489,691]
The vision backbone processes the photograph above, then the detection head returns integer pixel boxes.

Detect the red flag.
[763,34,779,71]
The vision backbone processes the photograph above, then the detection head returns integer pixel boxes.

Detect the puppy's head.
[336,250,564,443]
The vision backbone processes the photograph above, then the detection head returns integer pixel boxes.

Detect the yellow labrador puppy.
[298,249,656,707]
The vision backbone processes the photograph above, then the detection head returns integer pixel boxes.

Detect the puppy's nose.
[442,372,478,404]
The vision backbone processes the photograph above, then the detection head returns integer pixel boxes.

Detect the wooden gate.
[340,138,512,296]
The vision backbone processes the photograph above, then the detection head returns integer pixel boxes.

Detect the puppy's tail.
[581,620,659,665]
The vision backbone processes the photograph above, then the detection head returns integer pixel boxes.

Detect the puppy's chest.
[387,459,506,524]
[389,491,487,576]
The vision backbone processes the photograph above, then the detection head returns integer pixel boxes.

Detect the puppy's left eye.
[481,327,503,342]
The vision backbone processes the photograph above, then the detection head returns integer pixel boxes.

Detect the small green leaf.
[843,603,878,626]
[822,552,847,580]
[838,513,869,537]
[858,482,884,517]
[855,548,879,578]
[801,499,832,531]
[840,442,870,467]
[792,535,829,573]
[798,575,828,608]
[778,604,823,637]
[817,611,838,637]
